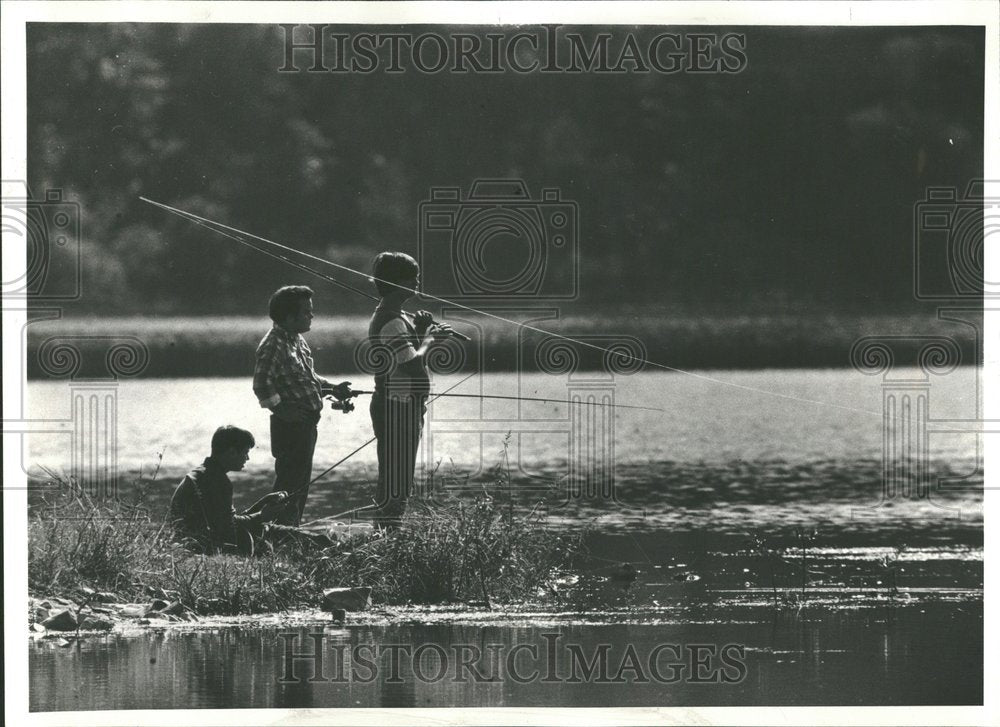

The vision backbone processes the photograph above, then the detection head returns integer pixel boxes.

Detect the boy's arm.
[238,491,290,524]
[379,318,452,381]
[253,335,282,409]
[233,507,261,527]
[169,479,208,538]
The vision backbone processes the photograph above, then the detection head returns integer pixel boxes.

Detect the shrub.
[310,495,578,605]
[28,482,175,598]
[28,455,580,611]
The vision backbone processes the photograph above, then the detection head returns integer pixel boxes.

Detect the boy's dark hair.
[268,285,313,323]
[210,425,255,455]
[372,252,419,297]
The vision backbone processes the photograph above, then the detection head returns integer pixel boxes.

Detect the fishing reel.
[329,399,355,414]
[325,388,361,414]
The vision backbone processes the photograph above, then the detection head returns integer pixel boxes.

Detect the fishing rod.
[139,196,470,339]
[179,210,378,302]
[170,209,466,341]
[328,388,664,413]
[278,366,661,516]
[139,196,883,417]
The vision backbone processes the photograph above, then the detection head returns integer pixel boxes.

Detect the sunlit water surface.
[27,370,983,709]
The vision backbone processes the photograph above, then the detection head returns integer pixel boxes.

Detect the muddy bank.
[28,584,380,640]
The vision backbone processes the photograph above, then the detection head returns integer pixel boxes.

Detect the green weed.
[29,451,580,613]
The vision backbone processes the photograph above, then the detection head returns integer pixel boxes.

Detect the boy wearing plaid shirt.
[253,285,351,525]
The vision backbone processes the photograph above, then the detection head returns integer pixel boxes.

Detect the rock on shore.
[29,594,200,636]
[320,587,372,612]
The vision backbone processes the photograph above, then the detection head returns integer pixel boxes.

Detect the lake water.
[26,369,984,709]
[25,367,981,474]
[29,601,983,709]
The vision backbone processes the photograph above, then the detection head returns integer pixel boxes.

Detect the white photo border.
[3,2,996,726]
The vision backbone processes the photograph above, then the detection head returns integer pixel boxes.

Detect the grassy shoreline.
[29,460,581,622]
[25,313,977,379]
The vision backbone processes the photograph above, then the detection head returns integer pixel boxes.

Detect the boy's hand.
[257,491,289,522]
[413,310,434,336]
[323,381,353,400]
[272,401,309,422]
[430,323,454,341]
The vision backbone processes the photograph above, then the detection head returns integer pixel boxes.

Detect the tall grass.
[310,496,576,605]
[29,474,173,598]
[29,453,579,613]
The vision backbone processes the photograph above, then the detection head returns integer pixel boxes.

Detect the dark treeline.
[27,24,983,316]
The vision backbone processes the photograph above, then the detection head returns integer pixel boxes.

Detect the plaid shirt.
[253,325,330,412]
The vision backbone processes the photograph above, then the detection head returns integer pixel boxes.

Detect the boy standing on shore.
[367,253,452,528]
[253,285,352,525]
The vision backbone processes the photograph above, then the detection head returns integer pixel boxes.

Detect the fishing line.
[343,389,664,413]
[141,197,884,417]
[305,369,481,490]
[294,370,483,527]
[145,198,379,302]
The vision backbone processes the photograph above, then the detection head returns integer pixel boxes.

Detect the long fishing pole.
[141,196,470,338]
[140,196,883,417]
[147,197,379,301]
[338,389,664,413]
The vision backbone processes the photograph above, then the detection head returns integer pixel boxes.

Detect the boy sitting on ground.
[169,425,333,555]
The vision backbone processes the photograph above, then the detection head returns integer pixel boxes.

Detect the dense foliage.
[27,25,983,315]
[29,465,580,611]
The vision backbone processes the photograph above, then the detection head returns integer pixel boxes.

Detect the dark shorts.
[370,392,426,526]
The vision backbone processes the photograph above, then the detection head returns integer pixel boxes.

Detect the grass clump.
[312,439,582,605]
[29,453,580,613]
[29,471,174,599]
[166,552,313,614]
[311,495,578,605]
[28,482,314,614]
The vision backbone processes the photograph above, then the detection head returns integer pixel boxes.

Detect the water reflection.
[30,599,982,711]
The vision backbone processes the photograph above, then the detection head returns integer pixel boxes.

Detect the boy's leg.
[371,394,402,527]
[370,395,390,525]
[373,396,423,528]
[270,412,320,526]
[403,399,424,503]
[235,521,264,556]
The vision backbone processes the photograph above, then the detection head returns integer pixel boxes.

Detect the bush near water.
[25,313,978,379]
[28,472,581,615]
